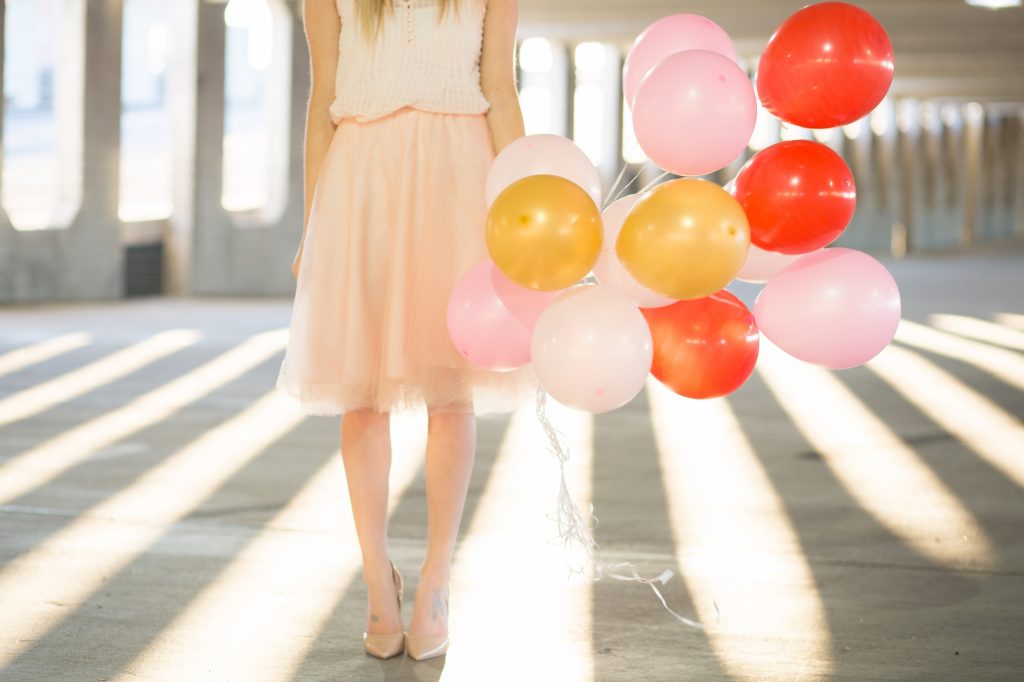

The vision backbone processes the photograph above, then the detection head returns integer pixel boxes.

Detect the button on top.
[404,0,415,43]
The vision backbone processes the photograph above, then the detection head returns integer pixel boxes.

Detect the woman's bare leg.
[408,404,476,635]
[340,408,402,634]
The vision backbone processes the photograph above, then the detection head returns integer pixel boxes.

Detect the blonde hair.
[355,0,463,43]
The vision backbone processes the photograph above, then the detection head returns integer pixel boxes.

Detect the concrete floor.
[0,247,1022,681]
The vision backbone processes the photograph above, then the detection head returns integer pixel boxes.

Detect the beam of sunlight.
[993,313,1024,331]
[0,330,288,505]
[867,344,1024,489]
[117,411,426,681]
[756,339,994,571]
[894,319,1024,392]
[929,313,1024,352]
[0,390,305,667]
[442,399,593,680]
[0,330,201,427]
[646,378,832,682]
[0,333,92,379]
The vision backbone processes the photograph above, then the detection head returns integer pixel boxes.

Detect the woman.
[276,0,537,662]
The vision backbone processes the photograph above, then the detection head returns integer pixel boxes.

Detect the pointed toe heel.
[363,561,406,659]
[405,632,449,661]
[363,631,405,659]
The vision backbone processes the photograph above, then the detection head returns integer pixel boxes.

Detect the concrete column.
[0,0,20,297]
[962,103,984,248]
[608,46,647,202]
[164,1,200,296]
[0,0,7,227]
[0,0,123,303]
[894,99,918,257]
[176,0,306,296]
[1017,112,1024,239]
[75,0,123,235]
[564,42,576,141]
[611,47,625,177]
[873,113,898,254]
[600,45,623,188]
[189,0,228,294]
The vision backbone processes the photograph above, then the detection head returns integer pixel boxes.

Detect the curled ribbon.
[534,385,705,629]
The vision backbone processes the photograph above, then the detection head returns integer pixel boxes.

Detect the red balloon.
[756,2,894,128]
[641,290,759,399]
[731,140,856,254]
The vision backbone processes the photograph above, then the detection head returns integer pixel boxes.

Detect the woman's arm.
[479,0,524,156]
[294,0,341,279]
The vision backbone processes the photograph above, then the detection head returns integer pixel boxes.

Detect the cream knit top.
[330,0,491,124]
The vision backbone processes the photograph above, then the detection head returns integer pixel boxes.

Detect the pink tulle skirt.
[276,106,539,416]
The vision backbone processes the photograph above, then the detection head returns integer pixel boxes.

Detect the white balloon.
[485,134,602,208]
[531,284,653,413]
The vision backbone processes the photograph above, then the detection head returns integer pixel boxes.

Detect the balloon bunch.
[448,1,901,414]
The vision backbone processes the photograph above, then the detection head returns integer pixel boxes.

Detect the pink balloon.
[736,243,819,284]
[493,265,562,329]
[752,248,901,369]
[485,134,602,208]
[624,14,739,110]
[632,50,756,177]
[593,194,676,308]
[447,259,560,371]
[531,284,653,413]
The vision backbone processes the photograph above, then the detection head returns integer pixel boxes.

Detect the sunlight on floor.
[0,298,1020,678]
[0,330,288,505]
[993,312,1024,331]
[443,398,594,681]
[647,378,832,682]
[756,339,994,571]
[0,332,92,378]
[0,389,304,667]
[118,412,426,681]
[866,343,1024,489]
[929,313,1024,352]
[894,319,1024,392]
[0,330,201,427]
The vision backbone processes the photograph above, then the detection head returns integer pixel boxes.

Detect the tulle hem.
[275,354,539,417]
[275,107,540,419]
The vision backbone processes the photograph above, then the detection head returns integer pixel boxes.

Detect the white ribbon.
[534,385,706,629]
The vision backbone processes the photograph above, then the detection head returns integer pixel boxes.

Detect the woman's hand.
[480,0,524,155]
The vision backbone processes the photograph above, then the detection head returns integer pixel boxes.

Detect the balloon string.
[636,170,671,196]
[534,385,705,630]
[602,163,630,211]
[606,165,646,209]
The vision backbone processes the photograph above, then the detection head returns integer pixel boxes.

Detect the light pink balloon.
[592,194,676,308]
[485,134,602,208]
[531,284,653,413]
[736,244,820,284]
[624,14,740,110]
[447,259,560,372]
[632,49,756,177]
[493,265,563,329]
[752,248,901,369]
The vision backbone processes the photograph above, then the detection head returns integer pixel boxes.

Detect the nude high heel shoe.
[405,582,450,661]
[363,561,405,659]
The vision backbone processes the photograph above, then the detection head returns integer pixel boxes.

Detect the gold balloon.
[486,174,603,291]
[617,178,750,300]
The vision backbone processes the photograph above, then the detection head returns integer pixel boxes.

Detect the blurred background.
[1,3,1023,680]
[0,0,1021,301]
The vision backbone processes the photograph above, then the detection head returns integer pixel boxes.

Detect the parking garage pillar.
[0,0,123,302]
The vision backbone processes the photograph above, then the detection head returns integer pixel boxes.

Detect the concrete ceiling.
[517,0,1024,101]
